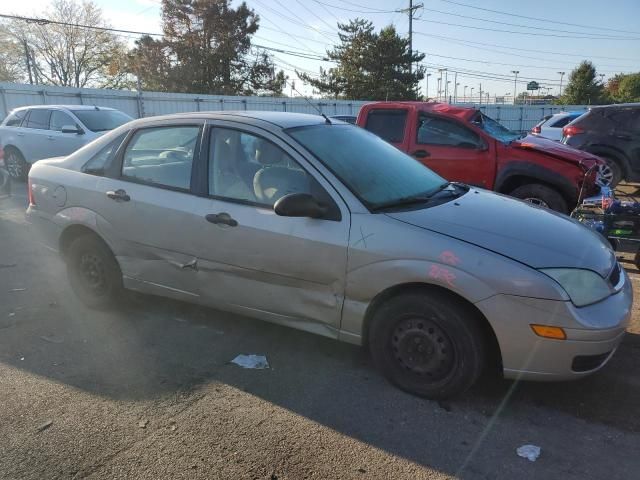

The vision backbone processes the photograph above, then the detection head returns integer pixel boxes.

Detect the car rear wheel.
[368,291,486,399]
[510,183,568,213]
[597,156,623,188]
[4,148,29,181]
[67,234,123,309]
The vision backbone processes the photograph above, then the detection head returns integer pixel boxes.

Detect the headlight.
[541,268,611,307]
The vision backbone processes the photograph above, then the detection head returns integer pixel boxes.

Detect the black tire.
[597,155,623,188]
[67,234,123,309]
[510,183,568,213]
[4,148,29,181]
[368,291,486,399]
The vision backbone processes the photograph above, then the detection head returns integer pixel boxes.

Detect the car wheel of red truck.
[510,184,568,213]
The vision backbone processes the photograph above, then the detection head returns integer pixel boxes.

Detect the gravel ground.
[1,181,639,480]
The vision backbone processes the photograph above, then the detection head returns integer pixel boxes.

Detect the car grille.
[608,262,621,289]
[571,352,611,372]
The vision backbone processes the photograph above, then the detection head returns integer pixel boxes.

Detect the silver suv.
[0,105,132,179]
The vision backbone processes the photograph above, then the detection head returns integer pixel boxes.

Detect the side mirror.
[274,193,327,219]
[61,125,83,135]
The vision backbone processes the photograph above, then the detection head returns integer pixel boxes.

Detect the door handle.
[206,212,238,227]
[106,189,130,202]
[412,149,431,158]
[47,135,55,140]
[16,133,24,137]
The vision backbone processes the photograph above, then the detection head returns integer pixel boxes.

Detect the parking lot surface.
[1,181,639,479]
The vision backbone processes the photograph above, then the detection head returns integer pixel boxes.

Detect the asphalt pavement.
[1,181,639,480]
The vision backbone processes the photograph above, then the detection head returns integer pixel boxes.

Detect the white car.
[531,112,584,142]
[0,105,132,179]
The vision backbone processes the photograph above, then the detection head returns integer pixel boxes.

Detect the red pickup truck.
[357,102,602,212]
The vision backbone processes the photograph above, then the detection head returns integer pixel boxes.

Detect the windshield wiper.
[371,182,458,211]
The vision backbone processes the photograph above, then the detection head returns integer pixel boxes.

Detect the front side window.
[50,111,76,132]
[287,124,446,210]
[417,115,481,148]
[364,109,408,143]
[71,109,132,132]
[4,110,27,127]
[209,128,316,207]
[24,109,51,130]
[122,126,200,190]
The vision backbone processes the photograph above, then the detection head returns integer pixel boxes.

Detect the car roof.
[12,105,117,111]
[589,103,640,110]
[364,101,478,121]
[129,111,329,129]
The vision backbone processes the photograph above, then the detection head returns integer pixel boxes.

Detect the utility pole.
[453,72,458,103]
[437,68,445,101]
[425,73,431,99]
[464,85,468,102]
[401,1,423,76]
[444,70,449,100]
[557,71,565,97]
[470,87,474,102]
[511,70,519,104]
[479,83,482,105]
[22,39,33,85]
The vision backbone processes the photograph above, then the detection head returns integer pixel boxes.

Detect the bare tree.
[8,0,128,88]
[0,24,25,83]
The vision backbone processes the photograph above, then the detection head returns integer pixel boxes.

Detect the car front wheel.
[4,148,29,181]
[368,291,486,399]
[510,183,568,213]
[67,234,123,309]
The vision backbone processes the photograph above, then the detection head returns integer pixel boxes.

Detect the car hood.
[511,134,602,165]
[386,189,615,278]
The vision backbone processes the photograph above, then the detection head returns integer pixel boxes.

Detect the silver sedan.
[26,112,632,399]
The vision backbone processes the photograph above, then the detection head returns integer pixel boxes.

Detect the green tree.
[617,73,640,102]
[130,0,286,95]
[298,19,425,100]
[561,61,605,105]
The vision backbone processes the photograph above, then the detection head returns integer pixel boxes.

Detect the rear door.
[190,121,350,329]
[47,110,86,157]
[409,113,494,187]
[22,109,53,161]
[94,121,208,299]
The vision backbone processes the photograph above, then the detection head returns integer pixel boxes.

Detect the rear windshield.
[71,109,132,132]
[364,109,408,143]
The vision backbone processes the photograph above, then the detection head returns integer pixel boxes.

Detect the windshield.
[286,124,447,210]
[71,109,132,132]
[473,113,521,143]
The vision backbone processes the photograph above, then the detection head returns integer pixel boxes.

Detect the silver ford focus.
[26,112,632,399]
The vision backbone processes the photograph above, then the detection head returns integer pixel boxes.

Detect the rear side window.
[121,126,200,190]
[549,116,575,129]
[4,110,27,127]
[417,115,481,148]
[364,109,408,143]
[534,115,552,128]
[82,133,127,175]
[24,109,51,130]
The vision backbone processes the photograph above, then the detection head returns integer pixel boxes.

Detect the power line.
[252,0,338,38]
[439,0,640,35]
[295,0,339,33]
[414,18,640,40]
[422,6,639,39]
[272,0,336,42]
[310,0,397,14]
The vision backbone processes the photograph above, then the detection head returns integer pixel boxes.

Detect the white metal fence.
[0,82,589,132]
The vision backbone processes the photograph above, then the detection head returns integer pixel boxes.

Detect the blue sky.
[9,0,640,98]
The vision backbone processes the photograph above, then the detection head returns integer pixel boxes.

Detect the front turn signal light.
[530,324,567,340]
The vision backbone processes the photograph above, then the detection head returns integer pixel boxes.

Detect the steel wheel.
[391,317,455,381]
[79,252,107,294]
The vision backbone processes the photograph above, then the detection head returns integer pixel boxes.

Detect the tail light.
[27,177,36,206]
[563,125,584,137]
[532,126,541,134]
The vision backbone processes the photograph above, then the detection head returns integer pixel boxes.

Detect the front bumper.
[476,269,633,381]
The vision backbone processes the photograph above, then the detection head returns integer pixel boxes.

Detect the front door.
[22,109,53,161]
[411,113,494,188]
[191,123,350,329]
[48,110,87,157]
[94,122,207,299]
